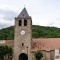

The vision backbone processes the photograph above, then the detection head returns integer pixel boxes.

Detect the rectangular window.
[19,20,22,26]
[24,19,27,26]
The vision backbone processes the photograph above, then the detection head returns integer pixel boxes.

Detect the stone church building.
[0,7,60,60]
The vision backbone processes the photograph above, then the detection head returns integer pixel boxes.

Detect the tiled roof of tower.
[17,7,30,18]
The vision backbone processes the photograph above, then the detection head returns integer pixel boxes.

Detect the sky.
[0,0,60,29]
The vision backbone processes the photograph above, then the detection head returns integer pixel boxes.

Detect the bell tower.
[14,7,32,60]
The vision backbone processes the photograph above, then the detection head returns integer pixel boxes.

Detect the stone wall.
[31,50,55,60]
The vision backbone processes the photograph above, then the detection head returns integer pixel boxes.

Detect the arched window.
[24,19,27,26]
[19,20,22,26]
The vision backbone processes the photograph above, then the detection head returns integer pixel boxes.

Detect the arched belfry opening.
[19,53,28,60]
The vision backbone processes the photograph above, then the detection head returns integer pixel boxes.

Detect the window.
[19,20,22,26]
[22,43,24,46]
[24,19,27,26]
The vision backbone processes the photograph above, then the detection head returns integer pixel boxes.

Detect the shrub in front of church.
[0,45,13,60]
[35,51,43,60]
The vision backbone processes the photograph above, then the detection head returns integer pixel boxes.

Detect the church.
[0,7,60,60]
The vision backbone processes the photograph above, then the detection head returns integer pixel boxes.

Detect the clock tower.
[14,7,32,60]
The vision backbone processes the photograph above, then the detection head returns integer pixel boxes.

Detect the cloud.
[0,0,60,28]
[0,23,10,29]
[0,8,17,29]
[56,17,60,20]
[47,22,55,26]
[0,9,17,21]
[0,20,14,29]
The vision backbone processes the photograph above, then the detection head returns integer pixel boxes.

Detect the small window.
[22,43,24,46]
[24,19,27,26]
[19,20,22,26]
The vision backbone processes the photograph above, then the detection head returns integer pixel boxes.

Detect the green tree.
[0,45,13,60]
[35,51,43,60]
[8,46,13,60]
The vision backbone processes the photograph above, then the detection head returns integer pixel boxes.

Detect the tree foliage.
[0,45,13,60]
[32,25,60,38]
[35,51,43,60]
[0,25,60,40]
[0,26,14,40]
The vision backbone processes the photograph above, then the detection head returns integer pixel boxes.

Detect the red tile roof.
[32,38,60,51]
[5,40,14,46]
[0,38,60,51]
[0,40,14,46]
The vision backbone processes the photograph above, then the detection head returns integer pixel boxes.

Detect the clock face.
[20,30,25,35]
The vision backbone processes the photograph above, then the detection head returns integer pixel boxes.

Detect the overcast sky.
[0,0,60,29]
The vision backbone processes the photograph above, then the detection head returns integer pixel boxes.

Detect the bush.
[35,51,43,60]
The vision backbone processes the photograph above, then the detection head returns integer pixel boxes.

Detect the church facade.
[0,7,60,60]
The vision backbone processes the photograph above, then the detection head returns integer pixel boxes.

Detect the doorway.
[19,53,28,60]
